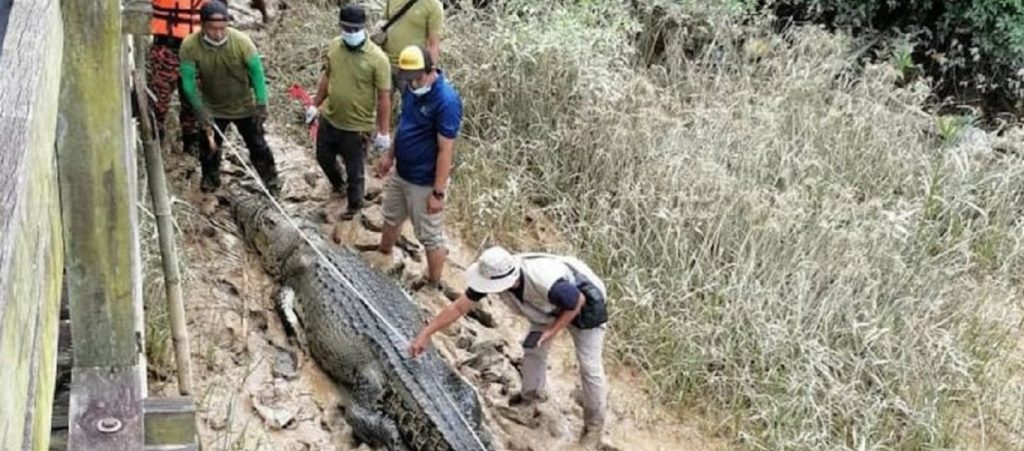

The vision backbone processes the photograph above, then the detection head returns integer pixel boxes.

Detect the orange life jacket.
[150,0,207,39]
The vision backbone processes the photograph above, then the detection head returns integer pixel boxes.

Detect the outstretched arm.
[408,295,474,357]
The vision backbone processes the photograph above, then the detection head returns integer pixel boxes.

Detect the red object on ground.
[288,83,317,142]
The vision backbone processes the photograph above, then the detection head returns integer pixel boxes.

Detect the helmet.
[398,45,432,72]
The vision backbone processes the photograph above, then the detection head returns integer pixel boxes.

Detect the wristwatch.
[432,189,445,200]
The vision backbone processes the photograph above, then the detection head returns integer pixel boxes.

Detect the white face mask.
[411,83,432,96]
[203,34,228,47]
[341,30,366,48]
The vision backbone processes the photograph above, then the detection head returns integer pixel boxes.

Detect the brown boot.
[508,390,547,407]
[580,426,601,447]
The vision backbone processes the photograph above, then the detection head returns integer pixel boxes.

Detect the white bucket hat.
[466,246,520,293]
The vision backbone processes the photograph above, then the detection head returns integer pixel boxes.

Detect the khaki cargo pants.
[381,173,446,250]
[521,324,607,429]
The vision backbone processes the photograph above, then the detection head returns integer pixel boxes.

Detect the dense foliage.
[767,0,1024,114]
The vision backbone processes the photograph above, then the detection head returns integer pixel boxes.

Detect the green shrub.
[767,0,1024,110]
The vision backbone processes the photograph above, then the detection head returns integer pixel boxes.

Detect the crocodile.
[232,193,495,451]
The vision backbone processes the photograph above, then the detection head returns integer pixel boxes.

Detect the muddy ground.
[146,122,717,451]
[143,4,720,450]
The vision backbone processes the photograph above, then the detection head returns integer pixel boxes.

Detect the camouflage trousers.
[147,42,200,152]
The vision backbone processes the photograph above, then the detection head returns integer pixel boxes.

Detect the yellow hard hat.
[397,45,433,88]
[398,45,432,72]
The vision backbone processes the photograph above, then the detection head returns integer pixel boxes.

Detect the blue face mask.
[341,30,366,48]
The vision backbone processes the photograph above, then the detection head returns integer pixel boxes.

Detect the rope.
[208,122,488,451]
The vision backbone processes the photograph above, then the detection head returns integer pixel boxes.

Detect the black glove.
[253,104,268,125]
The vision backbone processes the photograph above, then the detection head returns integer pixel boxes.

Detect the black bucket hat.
[338,4,367,28]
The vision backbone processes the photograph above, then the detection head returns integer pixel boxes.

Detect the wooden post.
[57,0,145,449]
[0,0,64,449]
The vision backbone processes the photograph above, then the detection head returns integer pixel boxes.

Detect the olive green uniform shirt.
[321,39,392,132]
[179,28,262,119]
[381,0,444,66]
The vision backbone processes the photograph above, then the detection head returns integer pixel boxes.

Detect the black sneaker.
[339,207,360,221]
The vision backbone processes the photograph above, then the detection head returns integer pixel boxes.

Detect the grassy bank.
[440,1,1024,448]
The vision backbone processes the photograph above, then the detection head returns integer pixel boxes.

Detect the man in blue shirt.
[374,45,462,290]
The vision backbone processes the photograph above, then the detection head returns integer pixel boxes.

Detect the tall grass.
[442,1,1024,448]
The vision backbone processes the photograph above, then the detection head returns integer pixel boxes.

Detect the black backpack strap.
[382,0,420,32]
[562,263,609,329]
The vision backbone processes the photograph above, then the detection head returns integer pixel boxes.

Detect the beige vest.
[497,253,606,326]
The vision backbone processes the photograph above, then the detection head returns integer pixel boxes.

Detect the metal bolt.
[96,417,122,434]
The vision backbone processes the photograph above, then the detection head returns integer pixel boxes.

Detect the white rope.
[208,123,488,450]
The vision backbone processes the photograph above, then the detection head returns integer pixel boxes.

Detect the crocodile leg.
[347,402,405,450]
[346,364,404,449]
[274,286,309,352]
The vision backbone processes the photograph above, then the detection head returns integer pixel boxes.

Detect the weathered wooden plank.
[57,0,146,449]
[67,366,144,450]
[122,0,152,35]
[0,0,11,59]
[142,397,198,447]
[0,0,64,449]
[50,320,73,451]
[144,445,199,451]
[57,0,141,369]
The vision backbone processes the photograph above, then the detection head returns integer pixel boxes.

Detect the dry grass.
[438,1,1024,449]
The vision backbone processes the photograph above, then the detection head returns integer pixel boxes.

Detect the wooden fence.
[0,0,197,449]
[0,0,66,449]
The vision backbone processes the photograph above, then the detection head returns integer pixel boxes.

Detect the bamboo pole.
[130,36,194,396]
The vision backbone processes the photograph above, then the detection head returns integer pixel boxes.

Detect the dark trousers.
[316,119,366,209]
[147,41,200,153]
[199,116,279,191]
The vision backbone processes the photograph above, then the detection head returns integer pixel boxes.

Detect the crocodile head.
[232,194,302,277]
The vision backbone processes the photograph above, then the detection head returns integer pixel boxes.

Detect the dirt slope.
[144,5,721,450]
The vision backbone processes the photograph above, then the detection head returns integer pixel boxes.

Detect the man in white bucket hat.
[408,246,610,446]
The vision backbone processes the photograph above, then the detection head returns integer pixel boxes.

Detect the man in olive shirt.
[379,0,443,68]
[309,5,392,220]
[179,1,280,195]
